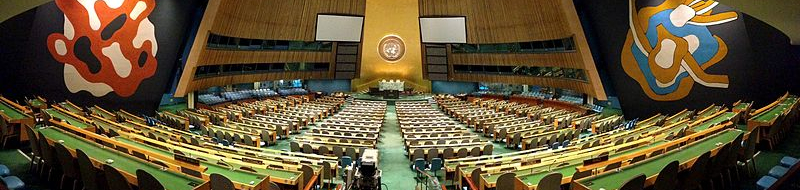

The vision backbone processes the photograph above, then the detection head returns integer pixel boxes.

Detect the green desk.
[28,98,46,109]
[38,127,203,190]
[577,130,743,190]
[692,112,736,131]
[45,109,92,129]
[733,102,750,110]
[638,116,666,127]
[59,102,84,115]
[665,111,693,125]
[114,137,296,184]
[751,97,797,123]
[696,106,721,119]
[89,107,116,120]
[513,140,667,187]
[1,99,34,142]
[0,101,29,120]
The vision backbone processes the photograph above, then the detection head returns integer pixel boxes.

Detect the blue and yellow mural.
[621,0,738,101]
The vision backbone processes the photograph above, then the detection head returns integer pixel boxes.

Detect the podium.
[384,90,399,99]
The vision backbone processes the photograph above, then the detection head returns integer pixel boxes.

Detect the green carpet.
[379,105,422,189]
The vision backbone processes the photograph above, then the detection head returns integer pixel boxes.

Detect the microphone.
[547,153,565,172]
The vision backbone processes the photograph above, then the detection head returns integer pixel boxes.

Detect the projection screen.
[315,15,364,42]
[419,17,467,43]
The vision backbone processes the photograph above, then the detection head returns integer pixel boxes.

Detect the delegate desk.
[59,100,85,115]
[0,96,34,141]
[748,95,797,132]
[732,100,753,121]
[89,105,118,121]
[113,137,302,189]
[573,129,744,190]
[44,107,94,131]
[27,96,48,110]
[690,111,739,132]
[37,127,209,190]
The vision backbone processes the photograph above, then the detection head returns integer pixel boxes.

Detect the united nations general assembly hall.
[0,0,799,189]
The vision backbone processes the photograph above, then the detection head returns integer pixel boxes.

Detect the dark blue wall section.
[431,81,477,94]
[307,80,351,93]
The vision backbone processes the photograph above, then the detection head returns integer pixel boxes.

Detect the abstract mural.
[46,0,159,97]
[621,0,738,101]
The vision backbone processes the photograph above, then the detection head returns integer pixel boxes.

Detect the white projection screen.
[419,17,467,43]
[315,15,364,42]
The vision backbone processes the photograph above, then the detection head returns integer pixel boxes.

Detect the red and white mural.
[46,0,158,97]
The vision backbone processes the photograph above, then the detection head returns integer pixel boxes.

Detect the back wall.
[576,0,800,118]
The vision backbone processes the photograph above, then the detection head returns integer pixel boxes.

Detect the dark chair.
[442,148,454,159]
[53,143,81,190]
[321,162,332,189]
[496,172,517,190]
[604,162,621,173]
[708,143,732,189]
[470,168,484,190]
[620,174,646,190]
[427,148,439,162]
[136,169,165,190]
[537,172,562,190]
[333,146,344,158]
[290,142,301,152]
[470,147,481,157]
[345,147,357,158]
[0,118,19,149]
[103,164,133,190]
[24,126,41,173]
[243,135,254,147]
[76,149,106,190]
[301,165,314,189]
[191,137,200,146]
[484,144,494,155]
[631,154,646,164]
[680,151,710,190]
[429,158,443,177]
[725,134,744,183]
[456,148,468,158]
[739,129,759,177]
[570,169,592,189]
[412,149,425,161]
[267,181,281,190]
[37,132,59,182]
[653,161,679,190]
[318,146,329,155]
[302,144,314,154]
[210,173,235,190]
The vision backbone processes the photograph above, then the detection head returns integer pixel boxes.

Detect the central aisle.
[378,105,417,190]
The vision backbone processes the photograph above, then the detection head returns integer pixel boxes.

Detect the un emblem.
[621,0,737,101]
[379,35,405,62]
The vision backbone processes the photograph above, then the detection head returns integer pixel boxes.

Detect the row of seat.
[757,156,799,190]
[291,99,385,158]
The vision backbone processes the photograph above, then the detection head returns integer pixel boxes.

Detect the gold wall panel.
[352,0,430,92]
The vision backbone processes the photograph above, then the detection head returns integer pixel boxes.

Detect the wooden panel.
[212,0,366,41]
[419,0,607,100]
[450,73,596,97]
[449,51,583,68]
[198,50,332,65]
[175,0,364,97]
[189,71,330,92]
[419,0,571,43]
